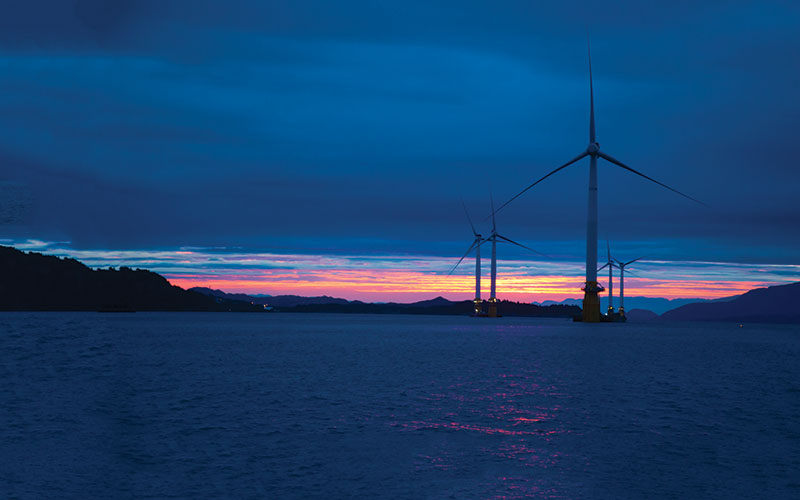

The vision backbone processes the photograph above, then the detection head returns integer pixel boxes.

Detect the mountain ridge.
[0,246,263,312]
[660,282,800,323]
[190,288,579,317]
[189,287,349,307]
[535,295,739,315]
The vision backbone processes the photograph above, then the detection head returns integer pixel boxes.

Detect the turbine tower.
[615,256,643,316]
[450,202,486,316]
[492,38,705,322]
[597,240,618,315]
[487,194,545,317]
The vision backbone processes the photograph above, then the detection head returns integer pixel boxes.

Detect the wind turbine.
[615,255,644,316]
[492,38,705,322]
[597,240,618,315]
[486,193,545,317]
[450,202,486,316]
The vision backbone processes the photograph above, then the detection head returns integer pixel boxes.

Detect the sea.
[2,312,799,499]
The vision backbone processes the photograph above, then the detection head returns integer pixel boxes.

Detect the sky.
[1,0,799,302]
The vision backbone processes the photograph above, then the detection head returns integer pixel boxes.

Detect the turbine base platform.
[488,298,499,318]
[578,281,604,323]
[473,298,484,317]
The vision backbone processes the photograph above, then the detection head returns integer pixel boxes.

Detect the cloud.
[6,239,797,303]
[0,0,149,48]
[0,1,798,267]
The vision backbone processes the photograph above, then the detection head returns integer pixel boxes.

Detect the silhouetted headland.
[0,246,262,312]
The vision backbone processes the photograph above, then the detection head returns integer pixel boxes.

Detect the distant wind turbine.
[492,38,706,322]
[615,255,644,316]
[486,193,545,317]
[450,202,486,316]
[597,240,618,315]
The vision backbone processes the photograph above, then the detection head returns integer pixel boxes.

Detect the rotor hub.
[587,142,600,154]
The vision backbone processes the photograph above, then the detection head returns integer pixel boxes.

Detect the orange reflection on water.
[393,369,585,499]
[395,419,563,437]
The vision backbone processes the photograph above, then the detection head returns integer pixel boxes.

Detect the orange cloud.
[166,269,769,303]
[9,239,795,303]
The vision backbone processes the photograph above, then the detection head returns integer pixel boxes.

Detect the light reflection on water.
[2,313,799,499]
[386,361,580,499]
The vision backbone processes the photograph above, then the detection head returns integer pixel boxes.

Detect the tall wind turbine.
[487,193,545,317]
[615,256,643,316]
[493,38,705,322]
[597,240,618,315]
[450,202,486,316]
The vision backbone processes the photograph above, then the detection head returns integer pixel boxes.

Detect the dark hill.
[0,246,262,312]
[189,287,260,304]
[190,287,349,307]
[191,287,579,317]
[278,299,579,317]
[399,296,453,308]
[625,309,658,321]
[265,295,349,307]
[660,281,800,323]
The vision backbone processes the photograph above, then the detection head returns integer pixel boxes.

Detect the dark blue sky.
[1,0,799,266]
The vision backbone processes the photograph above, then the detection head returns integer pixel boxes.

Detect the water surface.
[2,313,799,499]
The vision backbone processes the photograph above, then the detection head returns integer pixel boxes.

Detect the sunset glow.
[165,270,772,304]
[9,240,797,304]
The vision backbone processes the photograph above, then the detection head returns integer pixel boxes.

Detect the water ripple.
[1,313,798,499]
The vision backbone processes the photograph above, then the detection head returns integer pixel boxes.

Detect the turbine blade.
[461,199,477,236]
[588,34,596,144]
[606,239,611,262]
[496,234,548,257]
[598,263,609,272]
[625,255,647,266]
[448,241,477,275]
[492,151,588,216]
[598,152,708,207]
